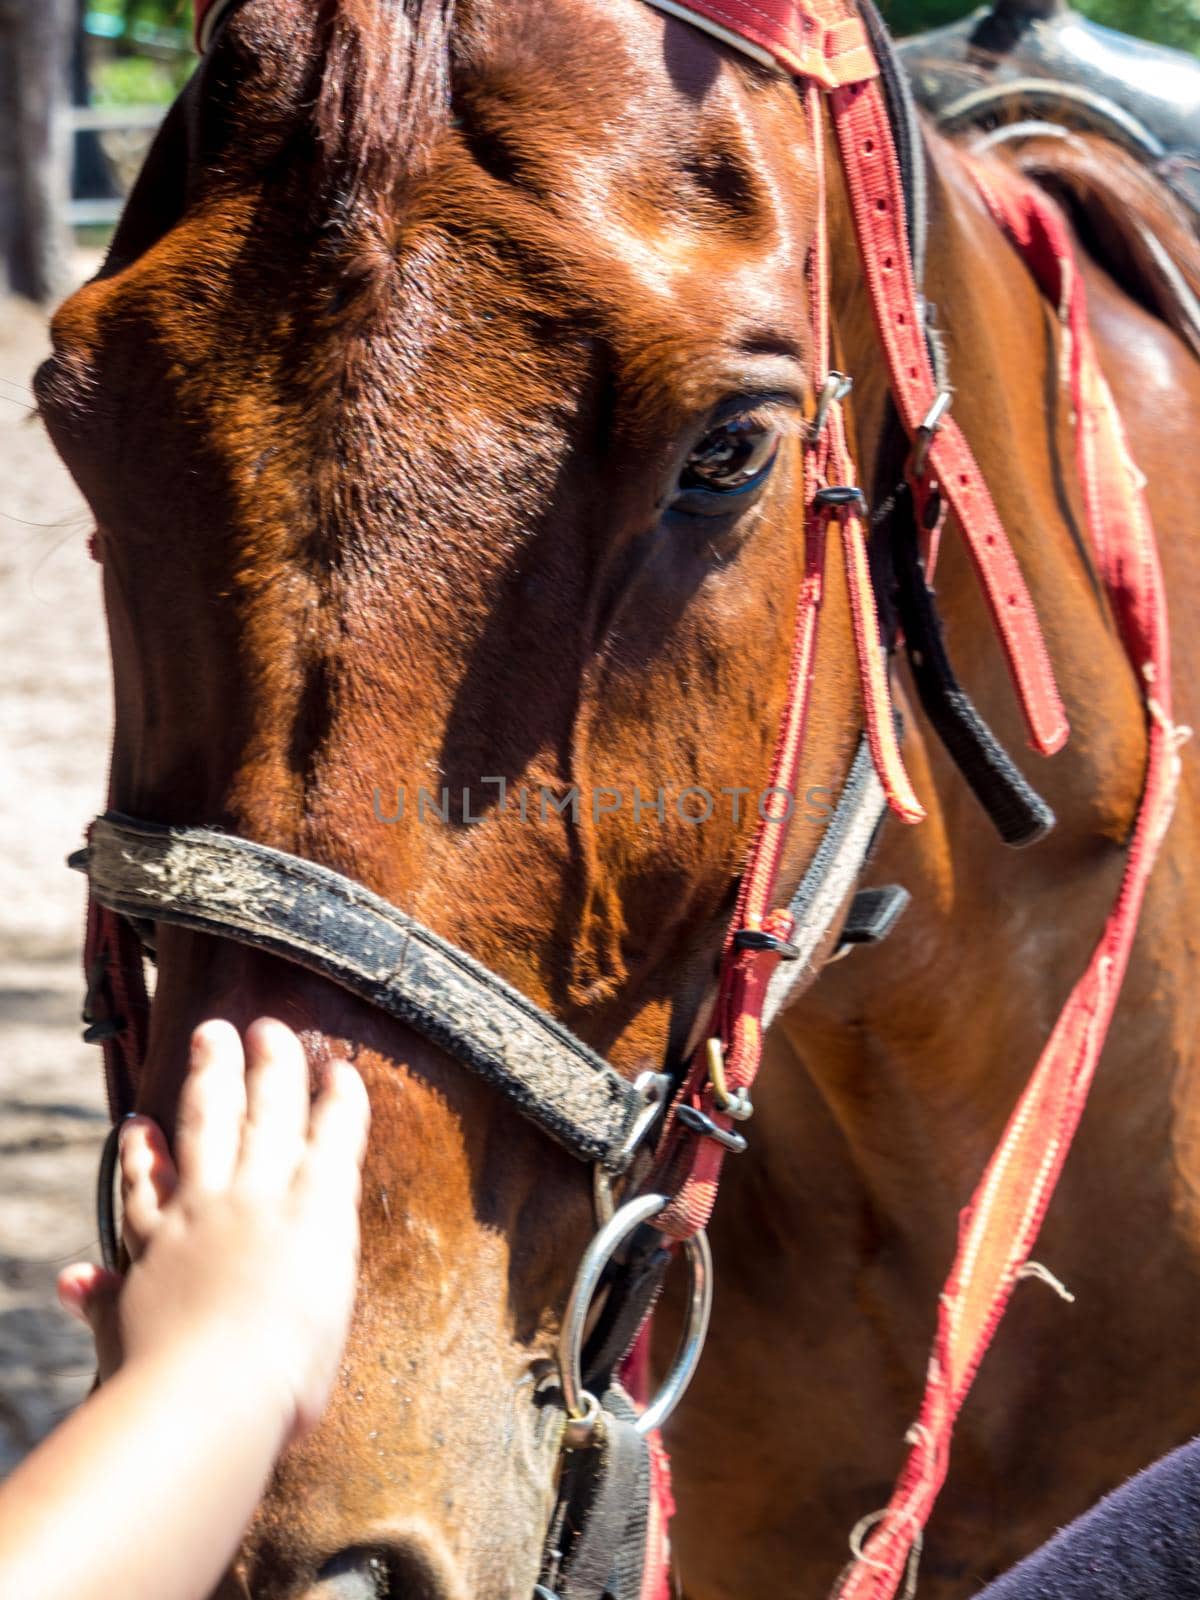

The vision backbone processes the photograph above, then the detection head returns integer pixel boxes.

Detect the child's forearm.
[0,1340,290,1600]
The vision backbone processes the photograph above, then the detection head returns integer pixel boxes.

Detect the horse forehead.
[74,1,800,381]
[456,5,794,200]
[45,0,810,514]
[326,104,804,391]
[460,0,750,112]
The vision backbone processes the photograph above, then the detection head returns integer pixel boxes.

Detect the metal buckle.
[558,1192,712,1443]
[593,1069,674,1226]
[733,926,801,961]
[910,389,953,479]
[812,484,868,517]
[810,370,854,440]
[560,1389,602,1451]
[676,1103,748,1154]
[705,1038,754,1122]
[83,1019,122,1044]
[617,1070,672,1168]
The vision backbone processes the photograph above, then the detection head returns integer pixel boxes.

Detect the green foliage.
[92,52,191,105]
[85,2,194,106]
[881,0,1200,55]
[88,0,190,29]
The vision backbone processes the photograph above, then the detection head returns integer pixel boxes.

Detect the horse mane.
[1002,132,1200,360]
[315,0,456,193]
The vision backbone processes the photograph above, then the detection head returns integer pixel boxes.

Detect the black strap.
[891,488,1056,847]
[539,1389,650,1600]
[837,884,911,947]
[582,1227,673,1398]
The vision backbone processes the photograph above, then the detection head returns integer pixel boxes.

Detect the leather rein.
[75,3,1183,1598]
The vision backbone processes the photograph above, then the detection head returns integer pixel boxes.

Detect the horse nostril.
[308,1542,461,1600]
[309,1548,390,1599]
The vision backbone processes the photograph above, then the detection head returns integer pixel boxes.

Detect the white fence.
[63,104,166,227]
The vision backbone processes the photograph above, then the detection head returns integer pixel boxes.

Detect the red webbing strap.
[640,0,877,89]
[834,167,1184,1600]
[655,463,830,1237]
[829,78,1069,758]
[620,1328,677,1600]
[656,85,832,1238]
[655,85,923,1240]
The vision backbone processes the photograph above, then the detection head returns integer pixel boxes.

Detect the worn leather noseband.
[78,813,653,1172]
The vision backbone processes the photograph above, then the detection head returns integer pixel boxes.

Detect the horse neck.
[779,126,1152,1228]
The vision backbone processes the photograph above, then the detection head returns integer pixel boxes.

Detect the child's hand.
[58,1019,370,1444]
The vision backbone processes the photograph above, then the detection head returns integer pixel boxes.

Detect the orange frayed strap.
[824,404,924,827]
[967,159,1161,678]
[640,0,877,89]
[829,77,1069,758]
[833,168,1184,1600]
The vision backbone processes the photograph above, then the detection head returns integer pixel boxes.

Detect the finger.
[236,1018,311,1194]
[174,1020,247,1194]
[57,1262,121,1323]
[58,1263,124,1381]
[120,1117,177,1259]
[299,1061,371,1202]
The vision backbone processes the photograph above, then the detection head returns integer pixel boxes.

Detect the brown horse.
[35,0,1200,1595]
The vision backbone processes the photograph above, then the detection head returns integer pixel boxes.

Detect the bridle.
[74,2,1184,1598]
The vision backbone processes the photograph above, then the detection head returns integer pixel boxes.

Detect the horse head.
[38,0,868,1592]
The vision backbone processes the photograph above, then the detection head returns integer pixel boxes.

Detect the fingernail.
[57,1265,97,1323]
[117,1113,148,1152]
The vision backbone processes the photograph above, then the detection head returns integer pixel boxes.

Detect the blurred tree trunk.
[0,0,74,302]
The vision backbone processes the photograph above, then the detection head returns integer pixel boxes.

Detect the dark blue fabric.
[972,1436,1200,1599]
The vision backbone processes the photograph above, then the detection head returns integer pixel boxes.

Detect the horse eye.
[684,417,779,489]
[675,416,781,514]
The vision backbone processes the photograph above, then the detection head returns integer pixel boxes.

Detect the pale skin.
[0,1017,370,1600]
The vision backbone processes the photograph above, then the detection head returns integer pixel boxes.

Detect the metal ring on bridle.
[97,1120,124,1274]
[558,1191,713,1439]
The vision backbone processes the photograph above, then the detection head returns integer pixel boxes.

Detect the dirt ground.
[0,271,113,1475]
